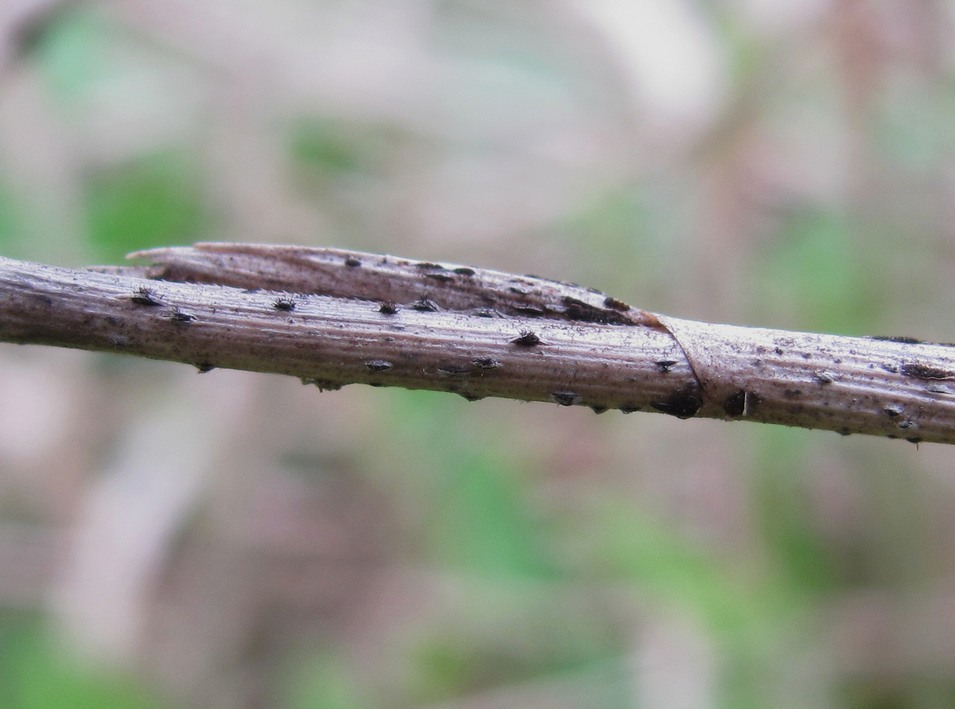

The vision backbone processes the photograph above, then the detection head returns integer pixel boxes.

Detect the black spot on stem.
[514,306,547,318]
[560,297,631,325]
[651,386,703,419]
[900,362,955,380]
[871,335,922,344]
[300,378,343,391]
[412,299,440,312]
[603,296,629,311]
[472,357,502,370]
[131,286,161,306]
[170,308,195,323]
[511,330,541,347]
[723,391,745,417]
[551,391,581,407]
[438,364,471,376]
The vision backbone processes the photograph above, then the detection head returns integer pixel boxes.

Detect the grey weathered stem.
[1,245,954,445]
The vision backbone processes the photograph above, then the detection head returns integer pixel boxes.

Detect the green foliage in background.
[284,651,371,709]
[289,117,388,179]
[21,8,208,261]
[82,150,207,263]
[753,208,871,334]
[0,185,24,257]
[28,7,106,102]
[0,615,165,709]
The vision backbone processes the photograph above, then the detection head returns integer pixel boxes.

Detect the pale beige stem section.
[2,246,955,444]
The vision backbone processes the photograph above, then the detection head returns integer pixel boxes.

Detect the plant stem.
[1,245,954,444]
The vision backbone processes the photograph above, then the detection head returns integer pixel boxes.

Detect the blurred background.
[1,0,955,707]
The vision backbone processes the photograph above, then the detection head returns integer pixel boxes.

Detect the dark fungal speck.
[560,296,631,325]
[273,297,295,311]
[514,305,547,318]
[872,335,922,345]
[815,372,834,384]
[883,406,903,418]
[344,257,362,268]
[412,298,440,312]
[453,267,476,276]
[195,362,215,373]
[511,329,541,347]
[472,357,502,370]
[170,308,195,323]
[379,301,399,315]
[620,405,640,414]
[438,363,471,376]
[589,405,608,415]
[458,392,484,402]
[131,286,161,306]
[723,390,746,418]
[301,378,343,391]
[474,308,500,318]
[656,360,678,373]
[899,362,955,380]
[365,360,393,372]
[425,272,454,283]
[551,391,581,407]
[651,386,703,419]
[415,261,445,271]
[603,296,629,311]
